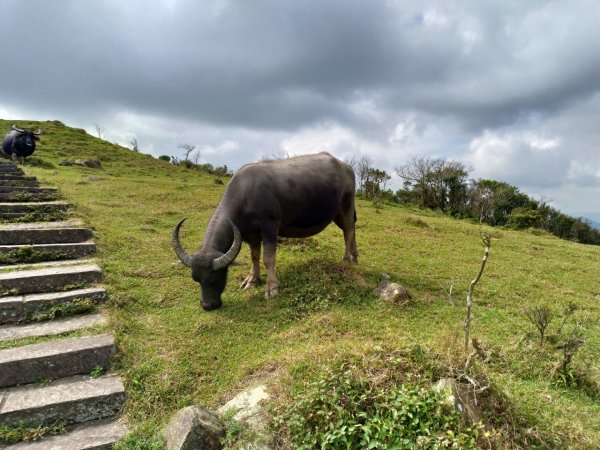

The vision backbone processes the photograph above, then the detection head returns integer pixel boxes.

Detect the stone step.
[0,203,69,222]
[0,213,67,222]
[0,333,115,388]
[0,242,97,263]
[0,313,107,341]
[0,212,65,224]
[0,192,60,202]
[0,257,96,271]
[0,180,40,187]
[0,264,102,296]
[0,286,107,324]
[0,223,92,245]
[0,374,125,427]
[0,175,37,181]
[0,166,23,175]
[6,418,128,450]
[0,202,69,214]
[0,187,57,194]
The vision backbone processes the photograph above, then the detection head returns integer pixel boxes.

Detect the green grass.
[0,422,66,445]
[2,119,599,448]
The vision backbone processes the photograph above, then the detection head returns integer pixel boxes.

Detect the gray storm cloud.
[1,0,599,219]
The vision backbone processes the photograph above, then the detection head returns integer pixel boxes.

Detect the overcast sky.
[1,0,599,221]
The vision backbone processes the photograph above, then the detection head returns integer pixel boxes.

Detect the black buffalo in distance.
[2,124,42,164]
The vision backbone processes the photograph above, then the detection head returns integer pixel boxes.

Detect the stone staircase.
[0,162,127,449]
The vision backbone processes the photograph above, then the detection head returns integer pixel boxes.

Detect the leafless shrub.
[524,306,553,345]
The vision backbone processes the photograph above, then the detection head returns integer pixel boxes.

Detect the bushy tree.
[395,157,468,212]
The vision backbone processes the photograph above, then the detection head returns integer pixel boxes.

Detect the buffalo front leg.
[335,209,358,263]
[240,242,261,289]
[262,228,279,299]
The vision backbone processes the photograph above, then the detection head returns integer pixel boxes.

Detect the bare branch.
[464,234,491,351]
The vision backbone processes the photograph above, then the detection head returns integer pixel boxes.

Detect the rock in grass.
[165,406,225,450]
[434,378,481,424]
[217,384,270,428]
[59,159,102,168]
[217,384,273,449]
[374,280,411,304]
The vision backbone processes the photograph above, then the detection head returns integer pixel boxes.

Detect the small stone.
[58,160,75,166]
[374,280,411,304]
[74,159,102,168]
[83,160,102,168]
[165,406,225,450]
[433,378,480,424]
[214,178,224,185]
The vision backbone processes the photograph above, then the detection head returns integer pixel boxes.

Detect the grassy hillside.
[2,120,599,448]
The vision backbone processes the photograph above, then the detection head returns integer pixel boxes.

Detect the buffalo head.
[171,218,242,310]
[11,125,41,148]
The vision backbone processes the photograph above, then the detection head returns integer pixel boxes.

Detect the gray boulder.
[165,405,225,450]
[75,159,102,168]
[374,280,411,304]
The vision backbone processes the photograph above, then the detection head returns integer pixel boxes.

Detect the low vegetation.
[0,422,66,445]
[2,119,599,448]
[0,246,67,265]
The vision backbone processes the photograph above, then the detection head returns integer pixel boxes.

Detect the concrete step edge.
[0,312,107,341]
[0,257,97,271]
[0,228,93,245]
[0,374,126,427]
[0,221,84,231]
[0,287,107,325]
[4,418,128,449]
[0,333,115,388]
[0,202,70,213]
[0,264,102,296]
[0,242,97,263]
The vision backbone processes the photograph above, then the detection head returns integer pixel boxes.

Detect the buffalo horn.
[171,218,193,267]
[11,124,25,133]
[212,220,242,270]
[33,128,43,135]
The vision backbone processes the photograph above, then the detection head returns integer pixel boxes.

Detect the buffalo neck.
[201,205,234,255]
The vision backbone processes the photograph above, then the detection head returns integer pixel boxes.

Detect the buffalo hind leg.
[240,242,261,289]
[262,226,279,299]
[334,207,358,263]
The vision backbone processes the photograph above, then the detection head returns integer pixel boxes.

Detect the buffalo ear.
[34,136,40,141]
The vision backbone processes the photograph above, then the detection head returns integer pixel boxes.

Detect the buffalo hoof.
[240,275,260,290]
[264,285,279,299]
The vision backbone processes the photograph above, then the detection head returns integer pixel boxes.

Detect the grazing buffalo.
[2,125,42,163]
[172,152,358,311]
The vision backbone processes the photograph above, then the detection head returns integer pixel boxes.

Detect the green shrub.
[275,365,479,449]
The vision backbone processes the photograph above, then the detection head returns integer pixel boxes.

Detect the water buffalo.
[172,152,358,311]
[2,125,42,163]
